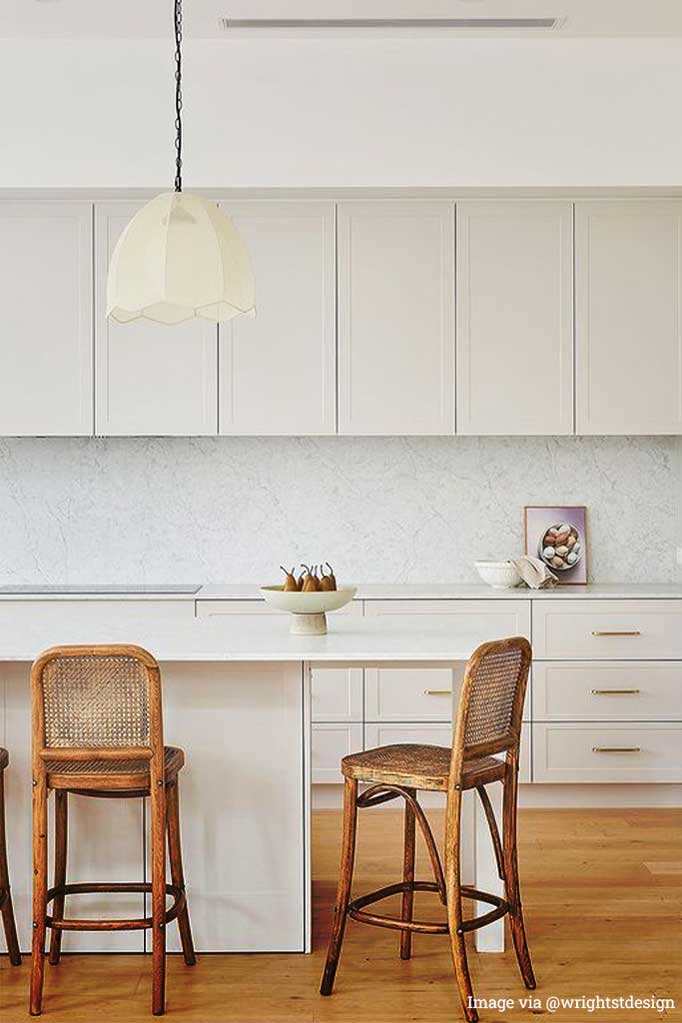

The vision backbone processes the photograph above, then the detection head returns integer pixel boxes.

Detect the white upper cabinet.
[456,201,574,435]
[0,202,93,435]
[576,200,682,435]
[337,202,455,435]
[219,202,335,435]
[95,203,217,436]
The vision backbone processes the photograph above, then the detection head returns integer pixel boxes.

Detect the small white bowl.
[260,585,357,634]
[474,561,522,590]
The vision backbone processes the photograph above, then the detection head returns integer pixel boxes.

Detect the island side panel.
[157,661,306,952]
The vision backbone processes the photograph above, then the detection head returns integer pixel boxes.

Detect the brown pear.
[280,565,298,592]
[301,564,320,592]
[324,562,337,591]
[319,565,335,591]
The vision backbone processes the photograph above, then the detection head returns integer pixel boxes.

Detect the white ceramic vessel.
[260,585,357,635]
[474,560,522,589]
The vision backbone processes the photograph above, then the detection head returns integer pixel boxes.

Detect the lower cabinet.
[531,657,682,782]
[533,723,682,783]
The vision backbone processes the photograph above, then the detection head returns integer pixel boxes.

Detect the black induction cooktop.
[0,584,202,594]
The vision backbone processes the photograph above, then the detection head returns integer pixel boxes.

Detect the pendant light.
[106,0,255,325]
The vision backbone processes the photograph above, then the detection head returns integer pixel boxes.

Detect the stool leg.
[399,788,416,960]
[320,777,358,996]
[503,762,536,990]
[444,787,478,1023]
[48,791,68,966]
[166,781,196,966]
[150,780,167,1016]
[0,772,21,965]
[30,779,48,1016]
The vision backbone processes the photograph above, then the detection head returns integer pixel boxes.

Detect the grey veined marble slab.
[0,435,677,586]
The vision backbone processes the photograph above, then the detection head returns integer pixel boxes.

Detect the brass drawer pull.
[590,688,641,695]
[592,746,641,753]
[424,689,453,696]
[591,630,641,637]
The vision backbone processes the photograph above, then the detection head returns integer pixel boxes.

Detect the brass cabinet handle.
[590,688,641,695]
[592,746,641,753]
[591,630,641,637]
[424,689,453,696]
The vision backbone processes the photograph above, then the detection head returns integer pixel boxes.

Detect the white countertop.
[0,582,681,602]
[198,582,682,601]
[0,616,484,663]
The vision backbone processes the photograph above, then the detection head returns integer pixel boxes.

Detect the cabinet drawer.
[364,722,531,784]
[533,662,682,721]
[365,666,460,722]
[312,668,363,722]
[0,599,194,634]
[366,665,531,723]
[365,599,530,640]
[533,723,682,782]
[312,724,364,784]
[532,600,682,659]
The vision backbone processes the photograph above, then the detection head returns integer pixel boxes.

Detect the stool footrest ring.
[347,881,509,935]
[45,882,186,932]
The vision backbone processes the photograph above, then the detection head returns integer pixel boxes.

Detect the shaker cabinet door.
[95,202,217,436]
[576,200,682,434]
[219,202,336,435]
[456,201,573,435]
[337,201,455,435]
[0,202,93,435]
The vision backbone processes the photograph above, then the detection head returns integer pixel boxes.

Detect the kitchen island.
[0,611,505,958]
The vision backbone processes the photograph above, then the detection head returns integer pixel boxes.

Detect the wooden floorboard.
[1,808,681,1022]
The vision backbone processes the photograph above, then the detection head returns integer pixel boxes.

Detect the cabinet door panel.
[338,202,455,435]
[95,202,217,436]
[0,202,93,435]
[457,201,573,435]
[312,723,364,784]
[219,202,335,435]
[576,200,682,434]
[311,668,363,722]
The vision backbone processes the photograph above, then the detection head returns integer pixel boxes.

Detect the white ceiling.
[4,0,682,39]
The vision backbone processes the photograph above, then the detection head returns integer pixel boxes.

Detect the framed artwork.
[524,505,588,584]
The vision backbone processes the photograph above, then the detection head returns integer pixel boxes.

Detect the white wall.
[0,436,674,584]
[2,37,682,187]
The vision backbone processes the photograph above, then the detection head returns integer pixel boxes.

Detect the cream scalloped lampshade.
[106,192,255,325]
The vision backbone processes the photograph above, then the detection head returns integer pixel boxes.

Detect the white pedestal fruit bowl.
[260,586,357,635]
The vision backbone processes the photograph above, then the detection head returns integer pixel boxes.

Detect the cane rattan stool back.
[32,644,164,786]
[451,636,531,777]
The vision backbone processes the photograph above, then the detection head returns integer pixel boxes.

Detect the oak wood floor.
[1,808,681,1022]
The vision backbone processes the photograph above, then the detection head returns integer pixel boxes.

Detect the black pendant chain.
[173,0,183,192]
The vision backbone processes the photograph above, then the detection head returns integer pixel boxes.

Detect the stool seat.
[0,746,8,770]
[45,745,185,791]
[342,743,506,791]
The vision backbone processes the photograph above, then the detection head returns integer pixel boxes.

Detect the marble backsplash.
[0,435,677,585]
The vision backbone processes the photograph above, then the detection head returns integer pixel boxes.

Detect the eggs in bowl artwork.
[524,505,588,584]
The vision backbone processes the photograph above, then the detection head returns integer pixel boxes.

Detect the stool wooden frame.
[320,637,536,1023]
[29,644,196,1017]
[0,747,21,966]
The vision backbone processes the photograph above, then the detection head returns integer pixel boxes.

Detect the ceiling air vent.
[218,17,563,32]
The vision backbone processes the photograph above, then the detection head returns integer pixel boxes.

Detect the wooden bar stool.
[0,747,21,966]
[320,637,536,1023]
[29,644,196,1016]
